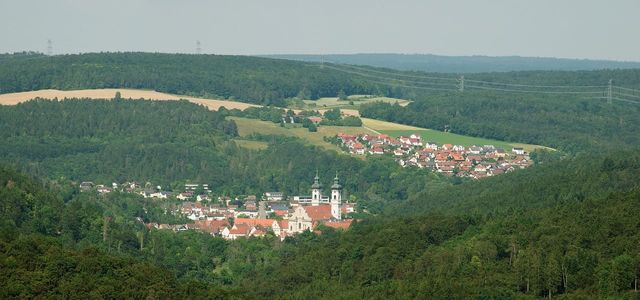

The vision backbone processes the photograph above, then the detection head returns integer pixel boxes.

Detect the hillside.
[3,53,640,153]
[264,53,640,73]
[2,147,639,298]
[0,99,448,211]
[240,150,640,298]
[0,52,384,106]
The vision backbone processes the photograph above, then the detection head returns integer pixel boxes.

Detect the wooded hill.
[2,144,639,298]
[0,99,447,213]
[264,53,640,73]
[2,52,640,152]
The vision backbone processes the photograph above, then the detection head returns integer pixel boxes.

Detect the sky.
[1,0,639,61]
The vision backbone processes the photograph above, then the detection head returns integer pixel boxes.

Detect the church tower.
[311,171,322,206]
[330,173,342,220]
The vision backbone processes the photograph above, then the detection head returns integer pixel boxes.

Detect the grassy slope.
[230,117,377,151]
[232,116,547,153]
[362,118,546,151]
[1,88,545,152]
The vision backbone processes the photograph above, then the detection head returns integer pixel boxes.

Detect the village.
[79,174,356,240]
[335,132,533,179]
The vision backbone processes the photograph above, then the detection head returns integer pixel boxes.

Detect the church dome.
[331,174,342,189]
[311,173,322,189]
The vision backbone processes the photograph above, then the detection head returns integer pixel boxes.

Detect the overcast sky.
[1,0,639,61]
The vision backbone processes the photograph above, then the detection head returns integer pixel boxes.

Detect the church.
[288,173,343,234]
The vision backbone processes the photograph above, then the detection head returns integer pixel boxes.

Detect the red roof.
[308,116,322,123]
[235,218,275,228]
[303,205,333,221]
[324,219,353,230]
[229,224,252,235]
[277,220,289,229]
[193,220,230,233]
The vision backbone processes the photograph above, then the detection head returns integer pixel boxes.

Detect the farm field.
[300,95,410,110]
[361,118,424,131]
[0,88,260,111]
[230,117,377,152]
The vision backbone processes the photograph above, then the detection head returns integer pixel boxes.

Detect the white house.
[512,147,525,155]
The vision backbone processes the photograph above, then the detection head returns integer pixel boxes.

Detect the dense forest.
[264,53,640,73]
[0,52,388,106]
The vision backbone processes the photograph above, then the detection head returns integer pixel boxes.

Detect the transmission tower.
[458,75,465,92]
[196,40,201,54]
[47,39,53,56]
[608,79,612,104]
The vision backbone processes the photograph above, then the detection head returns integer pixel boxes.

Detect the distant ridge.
[261,53,640,73]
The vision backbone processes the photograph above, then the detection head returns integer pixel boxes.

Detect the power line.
[326,62,458,82]
[465,78,606,89]
[614,86,640,93]
[319,62,640,103]
[362,78,457,92]
[324,65,458,88]
[47,39,53,56]
[465,84,602,95]
[608,79,613,104]
[615,91,640,99]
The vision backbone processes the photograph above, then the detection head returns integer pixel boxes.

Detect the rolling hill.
[263,53,640,73]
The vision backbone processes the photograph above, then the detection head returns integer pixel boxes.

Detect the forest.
[264,53,640,73]
[2,140,639,298]
[2,53,640,298]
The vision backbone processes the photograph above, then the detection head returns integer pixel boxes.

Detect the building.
[512,147,525,155]
[288,173,343,234]
[264,192,284,201]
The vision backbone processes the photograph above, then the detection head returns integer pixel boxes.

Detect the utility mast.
[607,79,612,104]
[47,39,53,56]
[458,75,465,92]
[196,40,201,55]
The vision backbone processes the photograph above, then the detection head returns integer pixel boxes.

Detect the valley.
[1,50,640,299]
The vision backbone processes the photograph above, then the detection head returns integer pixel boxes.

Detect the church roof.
[303,205,333,221]
[324,219,353,230]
